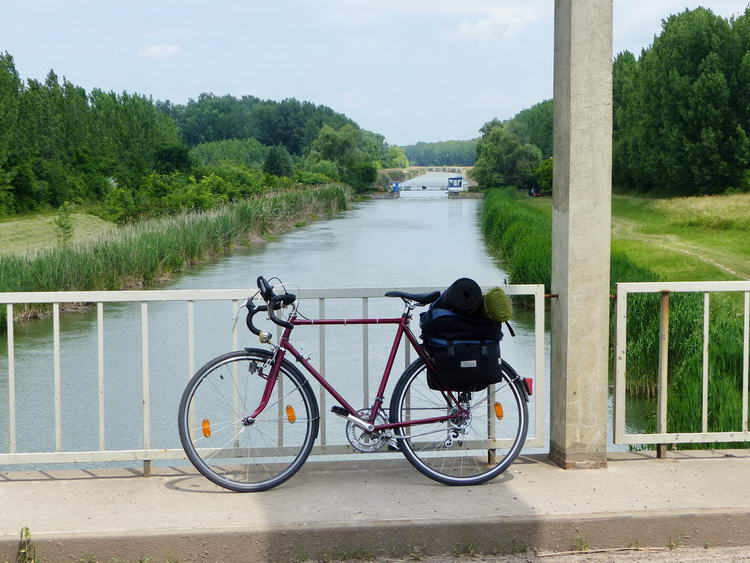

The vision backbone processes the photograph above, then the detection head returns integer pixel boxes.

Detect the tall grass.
[0,184,350,327]
[481,187,748,446]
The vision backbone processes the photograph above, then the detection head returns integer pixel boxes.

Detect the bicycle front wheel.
[389,358,528,486]
[178,349,319,492]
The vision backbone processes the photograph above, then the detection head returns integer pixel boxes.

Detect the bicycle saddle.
[384,290,441,305]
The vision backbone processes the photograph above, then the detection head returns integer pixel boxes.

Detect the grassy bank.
[0,213,115,255]
[0,184,350,326]
[481,188,747,444]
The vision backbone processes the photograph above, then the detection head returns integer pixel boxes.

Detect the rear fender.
[500,359,531,403]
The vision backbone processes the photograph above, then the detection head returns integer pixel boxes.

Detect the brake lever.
[231,298,250,333]
[232,290,260,332]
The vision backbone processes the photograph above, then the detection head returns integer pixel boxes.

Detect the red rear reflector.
[523,378,533,396]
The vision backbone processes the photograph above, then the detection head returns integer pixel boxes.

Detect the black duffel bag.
[420,306,503,392]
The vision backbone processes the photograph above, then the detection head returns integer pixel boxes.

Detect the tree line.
[402,139,478,166]
[474,7,750,197]
[0,53,408,219]
[614,6,750,195]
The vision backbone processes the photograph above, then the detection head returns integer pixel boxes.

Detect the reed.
[481,188,748,446]
[0,184,351,327]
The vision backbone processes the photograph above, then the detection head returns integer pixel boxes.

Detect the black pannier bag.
[420,306,503,392]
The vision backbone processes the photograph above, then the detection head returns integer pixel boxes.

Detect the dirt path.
[611,216,750,280]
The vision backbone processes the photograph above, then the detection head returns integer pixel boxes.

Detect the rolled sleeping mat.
[481,287,512,323]
[436,278,483,315]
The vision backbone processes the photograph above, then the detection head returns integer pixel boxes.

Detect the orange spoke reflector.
[494,402,504,420]
[201,418,211,438]
[286,405,297,424]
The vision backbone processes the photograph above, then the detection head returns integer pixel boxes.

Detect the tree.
[383,145,409,168]
[263,145,293,176]
[54,201,74,245]
[472,122,542,189]
[506,100,553,159]
[154,144,192,174]
[535,158,553,192]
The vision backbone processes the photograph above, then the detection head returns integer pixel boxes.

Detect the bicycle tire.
[389,357,528,486]
[178,348,319,492]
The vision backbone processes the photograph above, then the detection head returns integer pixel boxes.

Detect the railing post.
[549,0,613,469]
[657,291,670,458]
[141,302,151,476]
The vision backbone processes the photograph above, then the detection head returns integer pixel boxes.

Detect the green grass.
[0,212,114,255]
[612,239,737,282]
[0,185,350,328]
[612,194,750,278]
[481,188,748,446]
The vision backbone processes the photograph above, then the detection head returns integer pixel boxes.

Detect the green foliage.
[482,188,749,447]
[153,144,192,174]
[403,139,477,166]
[0,186,351,331]
[292,170,332,185]
[481,189,551,290]
[305,158,340,180]
[506,100,553,159]
[190,137,269,169]
[0,52,180,213]
[613,7,750,195]
[53,201,74,245]
[16,527,36,563]
[383,145,409,168]
[164,94,355,155]
[307,124,381,191]
[0,52,392,218]
[472,123,542,189]
[535,158,553,192]
[344,160,378,190]
[263,145,293,177]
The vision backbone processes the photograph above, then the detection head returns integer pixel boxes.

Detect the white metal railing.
[615,281,750,446]
[0,285,546,468]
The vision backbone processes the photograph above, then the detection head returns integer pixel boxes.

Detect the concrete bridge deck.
[2,451,750,562]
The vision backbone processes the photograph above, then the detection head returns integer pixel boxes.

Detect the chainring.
[345,408,389,453]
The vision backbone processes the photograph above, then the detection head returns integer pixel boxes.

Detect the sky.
[2,1,749,145]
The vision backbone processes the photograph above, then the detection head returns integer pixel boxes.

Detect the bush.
[293,170,332,185]
[101,186,137,223]
[263,145,293,177]
[535,158,553,192]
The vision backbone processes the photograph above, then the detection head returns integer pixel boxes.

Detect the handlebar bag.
[420,306,503,392]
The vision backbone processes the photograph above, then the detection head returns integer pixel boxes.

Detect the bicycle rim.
[178,350,318,492]
[392,360,527,485]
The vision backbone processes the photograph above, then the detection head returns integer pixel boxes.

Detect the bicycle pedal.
[330,406,348,417]
[386,438,399,451]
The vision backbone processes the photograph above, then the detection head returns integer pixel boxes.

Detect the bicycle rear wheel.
[389,358,528,486]
[178,348,318,492]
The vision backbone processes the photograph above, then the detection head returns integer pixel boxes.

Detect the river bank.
[1,191,541,459]
[0,185,350,327]
[481,188,747,446]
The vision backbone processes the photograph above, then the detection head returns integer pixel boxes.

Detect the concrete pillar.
[549,0,613,469]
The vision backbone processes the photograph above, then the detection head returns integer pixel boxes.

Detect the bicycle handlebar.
[250,276,296,332]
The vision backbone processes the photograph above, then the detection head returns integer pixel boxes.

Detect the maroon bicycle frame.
[248,311,464,430]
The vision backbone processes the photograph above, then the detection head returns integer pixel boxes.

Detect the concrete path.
[2,451,750,562]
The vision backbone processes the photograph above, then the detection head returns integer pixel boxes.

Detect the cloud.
[456,6,542,40]
[318,0,547,41]
[137,43,181,59]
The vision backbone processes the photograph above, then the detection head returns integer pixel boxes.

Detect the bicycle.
[178,276,531,491]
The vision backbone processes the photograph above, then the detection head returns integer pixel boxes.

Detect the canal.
[0,176,637,466]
